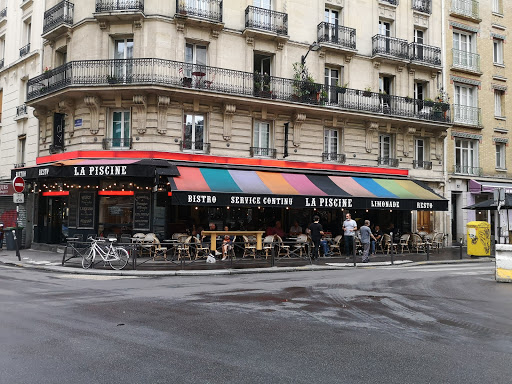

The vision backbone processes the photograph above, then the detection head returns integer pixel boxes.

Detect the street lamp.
[301,41,320,80]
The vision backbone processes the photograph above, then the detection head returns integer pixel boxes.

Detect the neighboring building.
[16,0,450,245]
[445,0,512,243]
[0,0,44,246]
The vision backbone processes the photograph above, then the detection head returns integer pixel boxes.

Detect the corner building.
[18,0,449,244]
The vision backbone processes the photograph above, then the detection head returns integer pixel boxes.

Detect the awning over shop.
[11,159,179,180]
[464,194,512,210]
[170,167,448,211]
[469,179,512,194]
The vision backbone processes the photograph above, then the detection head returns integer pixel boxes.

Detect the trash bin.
[5,227,22,251]
[467,221,491,257]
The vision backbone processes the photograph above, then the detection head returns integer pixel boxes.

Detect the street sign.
[13,176,25,193]
[13,193,24,204]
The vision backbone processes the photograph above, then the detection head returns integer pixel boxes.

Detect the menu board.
[78,191,95,229]
[68,191,77,228]
[133,192,151,231]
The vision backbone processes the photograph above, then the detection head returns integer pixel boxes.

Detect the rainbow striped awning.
[170,167,447,211]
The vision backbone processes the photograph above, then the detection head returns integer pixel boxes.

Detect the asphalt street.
[0,262,510,384]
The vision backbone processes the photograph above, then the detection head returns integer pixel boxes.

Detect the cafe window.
[98,196,134,232]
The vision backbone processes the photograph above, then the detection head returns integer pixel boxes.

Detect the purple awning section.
[470,180,512,194]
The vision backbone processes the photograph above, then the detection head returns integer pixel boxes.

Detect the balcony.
[175,0,222,23]
[322,153,346,163]
[96,0,143,12]
[0,7,6,19]
[452,104,482,127]
[412,0,431,14]
[452,49,481,74]
[14,104,28,120]
[102,138,133,149]
[42,1,74,40]
[317,22,356,52]
[409,43,441,67]
[244,6,287,36]
[19,43,30,58]
[180,140,211,154]
[413,160,433,170]
[451,0,480,21]
[26,59,451,125]
[0,58,3,69]
[13,163,26,169]
[378,157,399,167]
[380,0,399,5]
[453,165,482,176]
[250,147,276,158]
[372,35,409,61]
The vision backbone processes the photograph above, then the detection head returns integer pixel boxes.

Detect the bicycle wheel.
[110,247,129,270]
[81,247,94,269]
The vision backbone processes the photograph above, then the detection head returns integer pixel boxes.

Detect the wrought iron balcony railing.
[322,153,346,163]
[250,147,277,158]
[13,163,26,168]
[372,35,409,60]
[451,0,479,19]
[245,6,287,35]
[26,59,451,124]
[102,138,133,149]
[412,0,432,13]
[16,104,28,118]
[0,7,6,18]
[0,58,3,69]
[452,104,482,127]
[43,1,74,35]
[409,43,441,66]
[95,0,144,13]
[453,165,482,176]
[176,0,222,23]
[317,22,356,50]
[378,157,399,167]
[180,140,211,153]
[413,160,433,170]
[19,43,30,58]
[381,0,399,5]
[452,49,480,72]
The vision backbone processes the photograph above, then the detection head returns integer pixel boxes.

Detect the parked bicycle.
[82,237,129,270]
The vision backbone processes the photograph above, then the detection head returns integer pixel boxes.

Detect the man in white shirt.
[343,213,357,256]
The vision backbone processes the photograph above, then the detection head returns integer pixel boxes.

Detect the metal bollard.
[426,242,430,261]
[459,237,463,259]
[353,236,357,266]
[271,244,276,267]
[13,230,21,261]
[390,232,394,265]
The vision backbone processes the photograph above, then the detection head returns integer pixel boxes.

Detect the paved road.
[0,262,510,383]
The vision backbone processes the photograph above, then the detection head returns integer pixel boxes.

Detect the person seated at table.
[221,235,232,261]
[201,222,217,246]
[371,225,383,256]
[289,221,303,237]
[320,236,330,256]
[267,221,286,238]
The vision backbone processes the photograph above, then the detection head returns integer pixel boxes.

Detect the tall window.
[185,42,207,77]
[453,31,476,70]
[324,7,340,41]
[111,110,131,148]
[379,75,392,95]
[413,29,425,60]
[455,138,478,174]
[454,84,477,125]
[183,114,205,151]
[493,0,503,14]
[495,90,504,118]
[325,67,339,102]
[0,35,4,62]
[113,38,133,80]
[0,90,2,123]
[18,135,26,166]
[496,143,506,170]
[24,19,31,45]
[253,0,271,26]
[493,38,504,65]
[252,121,272,157]
[378,20,392,53]
[415,139,424,162]
[324,129,339,156]
[379,134,394,164]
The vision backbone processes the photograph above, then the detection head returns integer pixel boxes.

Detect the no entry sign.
[13,176,25,193]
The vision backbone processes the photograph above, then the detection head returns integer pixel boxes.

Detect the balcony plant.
[336,82,348,94]
[423,98,434,107]
[106,75,120,84]
[363,87,372,97]
[292,62,319,102]
[178,0,187,15]
[404,95,413,103]
[254,71,272,98]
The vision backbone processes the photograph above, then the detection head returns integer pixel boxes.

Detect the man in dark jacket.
[308,216,324,260]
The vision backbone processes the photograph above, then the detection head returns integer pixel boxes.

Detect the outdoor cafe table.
[201,231,266,251]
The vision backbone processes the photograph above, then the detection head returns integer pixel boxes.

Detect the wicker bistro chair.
[410,233,426,253]
[192,236,210,260]
[242,235,257,258]
[399,234,410,253]
[262,235,275,259]
[274,235,290,258]
[176,236,192,260]
[291,234,309,258]
[329,235,343,257]
[382,234,398,254]
[432,232,445,250]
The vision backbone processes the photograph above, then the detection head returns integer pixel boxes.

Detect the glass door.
[114,38,133,82]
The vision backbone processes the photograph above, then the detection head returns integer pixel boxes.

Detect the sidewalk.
[0,246,495,277]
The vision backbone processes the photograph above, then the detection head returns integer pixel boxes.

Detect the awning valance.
[170,167,448,211]
[470,179,512,194]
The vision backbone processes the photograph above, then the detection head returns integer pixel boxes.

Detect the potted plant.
[336,82,348,94]
[363,87,372,97]
[178,0,187,15]
[404,95,413,103]
[423,97,434,107]
[106,75,119,84]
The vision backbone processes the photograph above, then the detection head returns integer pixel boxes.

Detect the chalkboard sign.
[133,192,151,231]
[78,191,95,229]
[68,191,77,228]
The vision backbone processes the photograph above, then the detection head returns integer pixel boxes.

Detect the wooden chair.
[410,233,426,253]
[176,236,192,260]
[329,235,342,257]
[399,234,410,253]
[242,235,257,258]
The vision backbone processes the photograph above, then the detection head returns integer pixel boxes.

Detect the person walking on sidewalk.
[309,215,324,260]
[343,213,357,256]
[360,220,377,263]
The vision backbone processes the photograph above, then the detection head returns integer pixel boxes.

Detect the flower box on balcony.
[107,75,120,84]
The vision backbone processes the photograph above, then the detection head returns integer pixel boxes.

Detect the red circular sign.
[13,177,25,193]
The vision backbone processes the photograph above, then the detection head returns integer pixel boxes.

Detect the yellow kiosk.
[467,221,491,257]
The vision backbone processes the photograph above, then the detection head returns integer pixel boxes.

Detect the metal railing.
[176,0,222,22]
[409,43,441,66]
[16,104,28,117]
[180,140,211,153]
[451,0,479,19]
[413,160,432,170]
[19,43,30,58]
[322,153,346,163]
[378,157,399,167]
[43,1,74,35]
[13,163,26,168]
[245,6,287,35]
[381,0,399,5]
[452,104,481,126]
[0,7,6,18]
[453,165,482,176]
[372,35,409,60]
[26,58,451,124]
[412,0,432,13]
[250,147,277,158]
[102,138,133,149]
[452,49,480,72]
[95,0,144,13]
[317,22,356,50]
[0,58,3,69]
